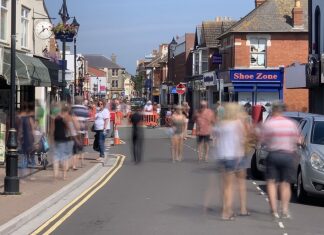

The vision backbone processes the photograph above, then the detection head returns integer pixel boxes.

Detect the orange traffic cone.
[83,131,89,146]
[192,122,196,136]
[114,125,121,145]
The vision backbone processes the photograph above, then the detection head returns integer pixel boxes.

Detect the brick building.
[218,0,309,115]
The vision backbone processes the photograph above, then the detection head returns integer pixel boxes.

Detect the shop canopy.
[3,49,51,87]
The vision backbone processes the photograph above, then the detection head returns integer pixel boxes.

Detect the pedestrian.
[71,96,89,168]
[18,103,36,180]
[171,105,186,162]
[261,101,301,219]
[93,99,110,161]
[144,101,153,113]
[130,107,143,163]
[182,102,190,139]
[213,102,249,220]
[53,103,74,180]
[193,100,216,162]
[215,101,225,121]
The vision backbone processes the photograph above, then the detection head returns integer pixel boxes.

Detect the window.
[21,7,30,48]
[193,52,199,75]
[201,49,208,73]
[112,80,118,88]
[112,69,118,76]
[250,38,266,67]
[0,0,8,41]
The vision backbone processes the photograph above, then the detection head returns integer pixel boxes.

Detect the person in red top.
[193,100,216,162]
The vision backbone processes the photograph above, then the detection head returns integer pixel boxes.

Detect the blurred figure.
[93,99,110,161]
[213,102,249,220]
[182,102,190,139]
[18,103,36,179]
[144,100,153,113]
[71,96,89,168]
[215,101,225,121]
[130,107,143,163]
[53,104,74,180]
[261,102,300,219]
[194,101,216,162]
[165,107,172,127]
[171,105,186,162]
[35,99,46,133]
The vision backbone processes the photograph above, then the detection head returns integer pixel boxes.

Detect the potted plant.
[52,23,77,42]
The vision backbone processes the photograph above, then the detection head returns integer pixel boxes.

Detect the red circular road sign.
[176,83,186,95]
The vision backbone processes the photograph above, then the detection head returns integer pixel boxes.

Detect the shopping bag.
[41,136,50,153]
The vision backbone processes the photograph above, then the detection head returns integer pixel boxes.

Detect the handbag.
[93,133,100,152]
[41,135,50,153]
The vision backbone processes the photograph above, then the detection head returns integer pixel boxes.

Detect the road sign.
[176,83,186,95]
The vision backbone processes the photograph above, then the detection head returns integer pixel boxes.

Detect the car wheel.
[251,152,263,180]
[297,169,307,202]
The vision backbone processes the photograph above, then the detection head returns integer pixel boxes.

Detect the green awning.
[3,49,51,87]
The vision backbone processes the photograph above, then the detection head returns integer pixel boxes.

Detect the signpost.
[176,83,186,105]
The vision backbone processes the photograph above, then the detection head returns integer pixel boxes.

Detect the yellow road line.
[31,154,125,235]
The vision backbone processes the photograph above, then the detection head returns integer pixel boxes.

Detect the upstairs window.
[201,49,208,73]
[250,38,266,67]
[21,6,30,48]
[0,0,8,41]
[193,52,199,76]
[112,80,118,88]
[112,69,118,76]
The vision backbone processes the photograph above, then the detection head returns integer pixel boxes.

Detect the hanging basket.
[54,31,76,42]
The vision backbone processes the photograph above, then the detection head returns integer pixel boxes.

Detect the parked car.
[251,113,324,202]
[251,112,311,179]
[130,98,146,111]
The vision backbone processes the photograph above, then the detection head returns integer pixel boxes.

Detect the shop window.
[0,0,8,41]
[21,6,30,48]
[250,38,266,67]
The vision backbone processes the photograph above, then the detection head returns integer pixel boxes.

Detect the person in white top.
[144,101,153,113]
[212,102,250,220]
[94,100,110,160]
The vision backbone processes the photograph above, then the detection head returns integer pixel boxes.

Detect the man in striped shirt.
[261,102,301,219]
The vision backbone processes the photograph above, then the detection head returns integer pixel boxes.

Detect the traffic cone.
[114,125,121,145]
[192,122,196,136]
[83,131,89,146]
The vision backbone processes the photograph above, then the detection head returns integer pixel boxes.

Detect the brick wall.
[225,33,309,112]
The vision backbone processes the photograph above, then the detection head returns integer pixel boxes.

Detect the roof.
[220,0,308,37]
[201,20,236,47]
[88,66,106,77]
[146,53,163,68]
[84,54,123,69]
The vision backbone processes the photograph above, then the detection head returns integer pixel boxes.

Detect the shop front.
[203,71,218,109]
[230,68,284,120]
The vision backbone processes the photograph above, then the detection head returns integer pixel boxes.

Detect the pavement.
[0,134,118,235]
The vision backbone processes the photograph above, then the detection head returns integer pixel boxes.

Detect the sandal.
[238,212,251,216]
[221,214,235,221]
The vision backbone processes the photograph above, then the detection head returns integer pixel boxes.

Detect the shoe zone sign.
[230,69,283,83]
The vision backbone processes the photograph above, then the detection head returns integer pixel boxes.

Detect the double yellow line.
[31,154,125,235]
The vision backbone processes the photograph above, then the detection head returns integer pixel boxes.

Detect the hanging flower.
[52,23,77,35]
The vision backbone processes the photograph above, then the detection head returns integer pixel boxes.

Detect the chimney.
[111,53,117,63]
[292,0,304,28]
[255,0,266,8]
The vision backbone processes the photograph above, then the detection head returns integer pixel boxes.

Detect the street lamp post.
[72,17,80,99]
[3,0,19,194]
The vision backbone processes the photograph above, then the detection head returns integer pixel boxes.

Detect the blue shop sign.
[212,53,222,65]
[230,69,283,83]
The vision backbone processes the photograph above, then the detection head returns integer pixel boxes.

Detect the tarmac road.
[44,127,324,235]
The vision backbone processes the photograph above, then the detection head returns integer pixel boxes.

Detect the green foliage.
[52,23,77,35]
[132,75,144,95]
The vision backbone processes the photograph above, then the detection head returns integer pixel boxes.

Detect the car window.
[311,121,324,145]
[301,120,310,139]
[298,120,306,131]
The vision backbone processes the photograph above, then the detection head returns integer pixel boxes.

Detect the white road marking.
[260,191,265,195]
[252,181,257,185]
[256,186,261,191]
[265,198,269,202]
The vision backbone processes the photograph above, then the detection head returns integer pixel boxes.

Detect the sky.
[44,0,255,74]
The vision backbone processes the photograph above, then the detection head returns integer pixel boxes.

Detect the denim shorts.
[217,157,248,172]
[266,151,294,183]
[54,141,73,161]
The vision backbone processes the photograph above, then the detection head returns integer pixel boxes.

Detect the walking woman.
[213,103,249,220]
[171,105,186,162]
[93,100,110,161]
[182,102,190,139]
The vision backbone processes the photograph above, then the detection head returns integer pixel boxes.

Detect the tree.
[132,75,144,97]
